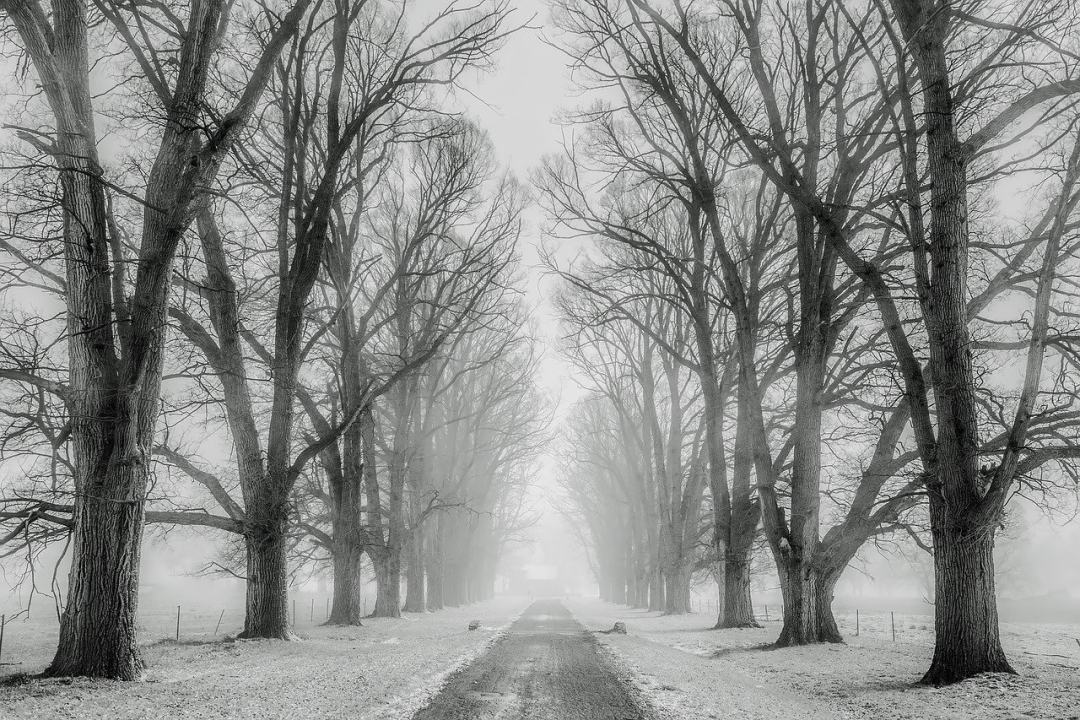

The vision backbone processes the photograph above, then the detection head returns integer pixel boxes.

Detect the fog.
[1,0,1079,717]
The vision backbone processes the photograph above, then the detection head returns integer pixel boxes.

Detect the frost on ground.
[565,596,1080,720]
[0,595,530,720]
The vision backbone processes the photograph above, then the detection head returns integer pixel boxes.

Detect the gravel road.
[412,599,649,720]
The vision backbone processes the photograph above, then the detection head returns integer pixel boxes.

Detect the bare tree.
[0,0,312,678]
[157,3,517,635]
[631,0,1080,681]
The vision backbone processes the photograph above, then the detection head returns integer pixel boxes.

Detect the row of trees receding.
[0,0,544,680]
[547,0,1080,686]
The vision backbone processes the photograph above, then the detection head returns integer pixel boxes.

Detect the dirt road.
[412,599,649,720]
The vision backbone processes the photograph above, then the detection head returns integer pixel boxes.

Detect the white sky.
[456,0,588,415]
[452,2,596,563]
[3,1,1078,607]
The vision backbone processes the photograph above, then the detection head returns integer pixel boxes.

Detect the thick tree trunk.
[664,562,691,614]
[370,550,401,618]
[629,547,648,608]
[240,518,291,639]
[327,534,364,625]
[359,405,400,619]
[886,2,1018,684]
[46,489,146,679]
[326,418,365,625]
[814,568,841,644]
[427,527,445,611]
[774,320,829,646]
[403,525,426,612]
[381,442,407,616]
[723,386,761,629]
[720,552,758,628]
[921,523,1013,684]
[774,554,841,646]
[649,567,665,612]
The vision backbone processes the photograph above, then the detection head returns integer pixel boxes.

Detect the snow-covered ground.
[0,595,531,720]
[566,596,1080,720]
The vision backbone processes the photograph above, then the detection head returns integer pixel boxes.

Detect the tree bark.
[403,524,427,612]
[370,550,401,618]
[774,551,842,646]
[427,518,445,611]
[612,556,628,604]
[814,568,842,645]
[921,519,1013,683]
[664,561,691,614]
[649,565,665,612]
[327,530,364,625]
[720,552,757,628]
[887,1,1017,682]
[46,489,146,679]
[240,513,291,639]
[719,381,760,628]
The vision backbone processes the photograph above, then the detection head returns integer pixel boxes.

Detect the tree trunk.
[382,441,407,616]
[723,385,761,629]
[46,489,146,679]
[720,552,758,628]
[326,416,365,625]
[649,567,665,612]
[240,517,291,639]
[664,561,691,614]
[921,523,1013,684]
[774,313,829,645]
[427,522,445,611]
[814,567,842,644]
[774,553,841,646]
[370,550,401,618]
[403,524,426,612]
[629,545,647,608]
[887,1,1017,684]
[327,533,364,625]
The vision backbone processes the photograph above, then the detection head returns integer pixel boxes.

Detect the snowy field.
[0,595,531,720]
[2,595,1076,719]
[566,596,1080,720]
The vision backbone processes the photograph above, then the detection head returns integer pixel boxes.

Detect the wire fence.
[688,596,929,643]
[0,592,373,669]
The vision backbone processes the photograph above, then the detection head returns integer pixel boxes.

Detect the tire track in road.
[412,599,649,720]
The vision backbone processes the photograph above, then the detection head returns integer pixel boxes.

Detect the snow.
[3,595,1076,719]
[0,595,531,720]
[565,596,1080,720]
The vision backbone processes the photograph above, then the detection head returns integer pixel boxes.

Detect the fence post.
[292,599,297,626]
[856,609,860,637]
[175,605,181,642]
[326,597,330,620]
[0,613,5,663]
[764,604,768,621]
[310,597,314,623]
[891,611,896,642]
